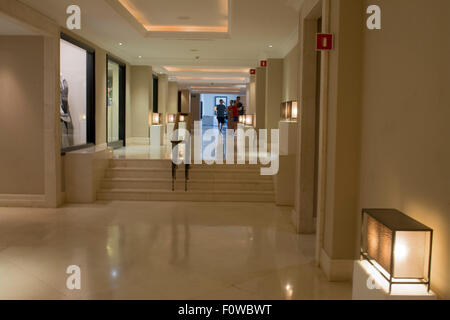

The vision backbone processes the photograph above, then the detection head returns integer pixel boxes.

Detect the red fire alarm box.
[316,33,333,51]
[250,69,256,75]
[260,60,267,67]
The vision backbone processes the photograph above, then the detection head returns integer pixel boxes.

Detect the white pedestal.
[65,145,112,203]
[166,123,175,143]
[275,155,296,206]
[150,125,164,146]
[352,260,436,300]
[279,120,298,156]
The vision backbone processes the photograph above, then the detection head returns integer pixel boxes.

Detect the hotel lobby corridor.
[1,0,449,304]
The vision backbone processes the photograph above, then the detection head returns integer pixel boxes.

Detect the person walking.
[236,96,245,116]
[215,99,227,131]
[231,100,239,131]
[227,100,235,132]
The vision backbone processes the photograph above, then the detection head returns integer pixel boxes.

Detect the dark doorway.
[153,75,159,113]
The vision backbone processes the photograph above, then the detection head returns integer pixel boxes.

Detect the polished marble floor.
[0,201,352,300]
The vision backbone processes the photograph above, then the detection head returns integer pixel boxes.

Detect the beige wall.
[191,93,201,121]
[248,75,256,114]
[158,73,168,121]
[130,66,152,138]
[358,0,450,299]
[265,59,283,130]
[180,89,191,113]
[282,44,299,102]
[167,81,179,114]
[0,36,45,195]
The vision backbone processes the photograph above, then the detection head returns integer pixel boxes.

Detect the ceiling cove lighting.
[361,208,433,294]
[177,76,246,81]
[117,0,229,33]
[164,67,251,74]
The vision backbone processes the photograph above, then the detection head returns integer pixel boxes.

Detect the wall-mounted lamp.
[152,113,162,125]
[361,209,433,293]
[280,101,298,122]
[291,101,298,120]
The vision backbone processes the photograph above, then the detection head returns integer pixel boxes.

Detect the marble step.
[97,189,275,203]
[105,168,272,180]
[101,178,274,191]
[109,159,269,170]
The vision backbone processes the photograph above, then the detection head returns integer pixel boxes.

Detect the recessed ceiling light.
[138,55,142,58]
[119,42,123,46]
[268,45,273,48]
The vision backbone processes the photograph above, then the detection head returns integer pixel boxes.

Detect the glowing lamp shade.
[361,209,433,293]
[291,101,298,120]
[152,113,162,125]
[239,115,245,124]
[245,114,254,126]
[179,115,186,122]
[167,114,176,123]
[280,102,290,120]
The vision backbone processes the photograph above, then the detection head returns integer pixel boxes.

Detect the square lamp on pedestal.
[152,113,162,125]
[167,114,176,124]
[280,102,290,120]
[245,114,254,126]
[361,209,433,293]
[291,101,298,121]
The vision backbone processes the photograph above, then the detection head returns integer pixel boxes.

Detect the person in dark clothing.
[215,99,227,131]
[236,96,245,116]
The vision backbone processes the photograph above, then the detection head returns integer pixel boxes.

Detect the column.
[255,67,266,130]
[130,66,153,143]
[265,59,283,130]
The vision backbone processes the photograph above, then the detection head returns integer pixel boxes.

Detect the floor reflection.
[0,201,352,300]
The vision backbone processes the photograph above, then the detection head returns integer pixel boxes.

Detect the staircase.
[97,159,275,202]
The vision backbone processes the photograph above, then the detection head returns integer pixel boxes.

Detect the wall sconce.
[245,114,254,126]
[280,101,298,121]
[361,209,433,293]
[291,101,298,120]
[152,113,162,125]
[280,102,290,120]
[167,114,176,123]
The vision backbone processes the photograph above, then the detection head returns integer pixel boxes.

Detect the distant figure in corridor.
[215,99,227,131]
[236,96,245,116]
[227,100,237,131]
[231,100,239,131]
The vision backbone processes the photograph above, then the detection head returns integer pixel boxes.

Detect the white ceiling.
[117,0,229,30]
[18,0,303,91]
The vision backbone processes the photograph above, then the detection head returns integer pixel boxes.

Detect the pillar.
[168,81,179,114]
[255,67,266,130]
[265,59,283,130]
[130,66,153,142]
[158,73,168,122]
